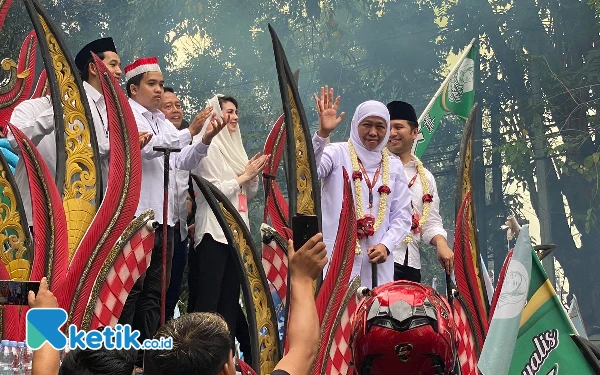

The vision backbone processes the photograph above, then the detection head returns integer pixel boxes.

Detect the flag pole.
[417,38,477,123]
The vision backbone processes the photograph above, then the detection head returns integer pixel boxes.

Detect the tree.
[428,0,600,331]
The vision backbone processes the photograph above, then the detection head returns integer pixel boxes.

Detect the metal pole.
[371,263,378,288]
[154,146,181,326]
[446,274,454,306]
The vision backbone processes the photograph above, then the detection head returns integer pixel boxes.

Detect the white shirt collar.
[404,154,419,167]
[83,81,103,104]
[128,98,166,121]
[390,152,418,167]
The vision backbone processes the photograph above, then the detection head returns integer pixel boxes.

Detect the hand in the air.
[367,243,389,264]
[188,107,214,137]
[28,277,58,309]
[202,112,230,145]
[313,85,345,138]
[288,233,328,282]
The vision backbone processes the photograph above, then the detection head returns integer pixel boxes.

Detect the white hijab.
[209,97,249,176]
[348,100,391,169]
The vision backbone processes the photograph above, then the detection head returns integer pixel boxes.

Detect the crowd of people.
[14,36,455,374]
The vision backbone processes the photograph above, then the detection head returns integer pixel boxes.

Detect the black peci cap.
[387,101,418,123]
[75,37,117,74]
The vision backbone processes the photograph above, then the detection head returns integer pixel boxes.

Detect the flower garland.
[403,158,432,243]
[348,140,391,254]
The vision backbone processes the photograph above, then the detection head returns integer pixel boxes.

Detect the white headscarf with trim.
[348,100,391,169]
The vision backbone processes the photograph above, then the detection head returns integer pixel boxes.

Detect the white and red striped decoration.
[261,236,288,305]
[326,294,359,375]
[90,225,155,329]
[124,57,161,81]
[453,298,479,375]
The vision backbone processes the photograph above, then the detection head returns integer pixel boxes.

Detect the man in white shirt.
[159,87,192,321]
[74,37,153,192]
[118,57,227,358]
[313,87,412,288]
[386,100,454,282]
[7,37,130,227]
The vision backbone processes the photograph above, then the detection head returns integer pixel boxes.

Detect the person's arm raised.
[312,85,344,180]
[313,85,345,139]
[171,113,229,171]
[274,233,328,375]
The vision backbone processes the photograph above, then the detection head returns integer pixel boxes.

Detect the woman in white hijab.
[312,86,412,288]
[189,96,269,359]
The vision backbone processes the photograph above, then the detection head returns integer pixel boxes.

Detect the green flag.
[413,40,478,157]
[478,225,533,375]
[508,251,595,374]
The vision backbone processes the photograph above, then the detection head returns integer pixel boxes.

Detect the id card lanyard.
[238,184,247,213]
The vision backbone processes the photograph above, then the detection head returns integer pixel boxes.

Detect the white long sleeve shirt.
[8,97,55,226]
[83,81,110,192]
[129,98,209,225]
[392,155,447,269]
[9,84,112,226]
[192,143,259,247]
[313,133,412,288]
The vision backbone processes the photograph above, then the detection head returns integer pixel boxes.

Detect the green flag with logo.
[413,40,478,157]
[478,226,533,375]
[507,251,595,374]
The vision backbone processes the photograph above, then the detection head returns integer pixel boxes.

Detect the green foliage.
[590,0,600,14]
[429,0,600,327]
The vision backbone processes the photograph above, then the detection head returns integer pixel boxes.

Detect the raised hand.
[28,277,58,309]
[288,233,328,281]
[313,85,345,138]
[202,112,230,145]
[188,107,214,137]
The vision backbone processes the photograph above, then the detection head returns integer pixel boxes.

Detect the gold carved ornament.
[0,58,18,95]
[0,160,30,280]
[221,205,279,375]
[287,86,315,216]
[39,16,98,260]
[0,35,35,104]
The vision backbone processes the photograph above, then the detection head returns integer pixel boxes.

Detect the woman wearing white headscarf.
[189,96,269,355]
[312,86,412,287]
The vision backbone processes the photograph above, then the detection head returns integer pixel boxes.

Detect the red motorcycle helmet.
[350,281,457,375]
